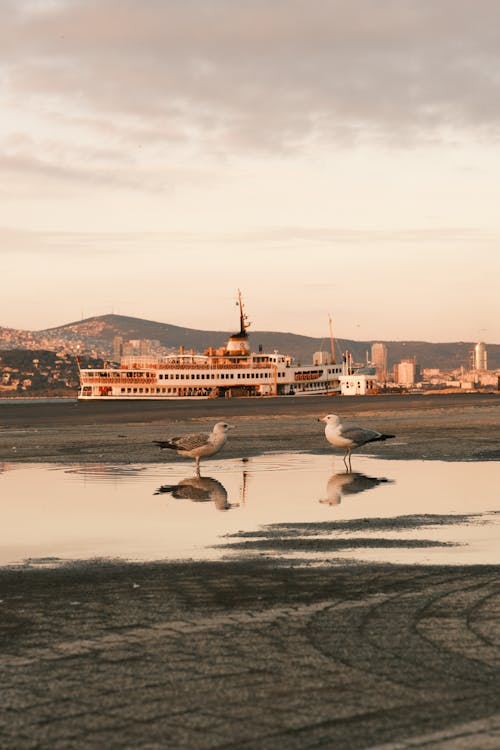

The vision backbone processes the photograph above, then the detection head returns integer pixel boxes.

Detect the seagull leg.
[195,457,201,476]
[343,449,349,471]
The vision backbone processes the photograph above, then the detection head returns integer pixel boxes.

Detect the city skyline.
[2,1,500,343]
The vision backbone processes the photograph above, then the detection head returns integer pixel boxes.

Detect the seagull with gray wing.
[319,414,395,471]
[153,422,234,474]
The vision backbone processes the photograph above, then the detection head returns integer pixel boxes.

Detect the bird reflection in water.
[320,471,393,506]
[154,476,239,511]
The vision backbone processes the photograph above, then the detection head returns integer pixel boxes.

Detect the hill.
[1,314,499,371]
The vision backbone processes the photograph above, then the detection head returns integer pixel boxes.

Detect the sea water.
[1,454,499,567]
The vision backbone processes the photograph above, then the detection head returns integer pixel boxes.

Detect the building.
[371,342,388,383]
[394,358,421,386]
[113,336,123,362]
[474,342,487,371]
[339,367,377,395]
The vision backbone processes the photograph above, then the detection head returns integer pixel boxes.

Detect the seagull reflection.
[154,476,238,511]
[320,471,393,506]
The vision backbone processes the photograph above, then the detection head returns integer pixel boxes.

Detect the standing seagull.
[153,422,234,474]
[319,414,395,471]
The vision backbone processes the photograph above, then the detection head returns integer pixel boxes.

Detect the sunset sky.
[1,0,499,342]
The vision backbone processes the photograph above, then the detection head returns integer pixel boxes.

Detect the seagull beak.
[318,416,326,423]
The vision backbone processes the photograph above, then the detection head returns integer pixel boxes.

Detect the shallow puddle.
[1,454,499,567]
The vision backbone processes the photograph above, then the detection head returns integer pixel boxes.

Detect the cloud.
[221,226,489,245]
[0,224,488,259]
[2,0,500,156]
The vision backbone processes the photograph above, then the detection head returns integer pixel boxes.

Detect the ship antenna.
[237,289,251,335]
[329,315,336,364]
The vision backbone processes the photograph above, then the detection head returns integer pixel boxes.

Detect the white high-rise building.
[474,342,487,371]
[395,358,421,386]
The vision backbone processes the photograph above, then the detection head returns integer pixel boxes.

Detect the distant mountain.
[2,314,499,371]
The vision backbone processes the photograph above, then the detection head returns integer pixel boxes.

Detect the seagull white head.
[318,414,340,425]
[213,422,235,433]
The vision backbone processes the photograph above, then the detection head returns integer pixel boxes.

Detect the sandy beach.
[2,393,500,749]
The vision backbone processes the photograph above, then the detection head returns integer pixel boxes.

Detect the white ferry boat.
[77,293,344,400]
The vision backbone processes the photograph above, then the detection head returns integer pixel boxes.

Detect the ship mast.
[328,315,336,364]
[237,289,250,336]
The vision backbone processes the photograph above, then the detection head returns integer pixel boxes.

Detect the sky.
[1,0,499,343]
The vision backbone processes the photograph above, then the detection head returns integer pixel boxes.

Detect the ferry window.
[121,388,125,393]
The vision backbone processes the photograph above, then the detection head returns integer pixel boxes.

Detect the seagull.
[153,422,234,473]
[320,471,392,505]
[319,414,395,471]
[154,476,238,511]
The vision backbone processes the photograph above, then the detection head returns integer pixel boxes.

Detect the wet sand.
[3,560,500,749]
[1,392,500,463]
[2,393,500,748]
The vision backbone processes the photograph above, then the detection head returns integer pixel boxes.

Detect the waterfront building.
[474,342,487,371]
[113,336,123,362]
[371,342,388,383]
[395,358,420,386]
[339,366,377,396]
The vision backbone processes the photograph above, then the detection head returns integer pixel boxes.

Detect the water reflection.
[320,471,393,506]
[64,465,149,481]
[2,456,500,567]
[154,475,239,511]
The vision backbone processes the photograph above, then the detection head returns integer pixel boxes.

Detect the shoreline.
[1,392,500,463]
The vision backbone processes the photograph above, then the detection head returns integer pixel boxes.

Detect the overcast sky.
[1,0,499,342]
